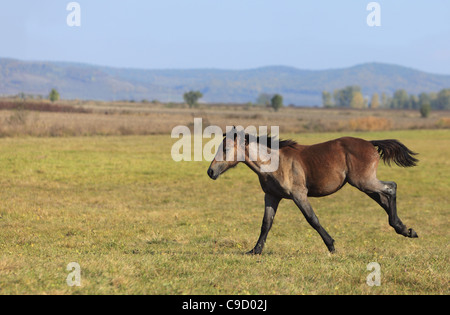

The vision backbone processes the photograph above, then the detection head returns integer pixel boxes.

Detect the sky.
[1,0,450,74]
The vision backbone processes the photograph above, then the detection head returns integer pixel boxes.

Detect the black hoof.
[246,248,262,255]
[407,228,418,238]
[327,240,336,254]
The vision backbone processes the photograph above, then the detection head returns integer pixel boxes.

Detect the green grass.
[0,130,448,294]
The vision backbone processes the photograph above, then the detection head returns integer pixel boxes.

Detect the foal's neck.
[244,146,279,177]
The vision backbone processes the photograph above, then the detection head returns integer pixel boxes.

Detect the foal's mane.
[223,130,298,149]
[255,135,298,149]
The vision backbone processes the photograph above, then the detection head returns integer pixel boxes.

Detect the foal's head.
[207,128,247,180]
[207,127,288,180]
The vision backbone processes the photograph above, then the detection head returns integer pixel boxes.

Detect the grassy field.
[0,129,448,295]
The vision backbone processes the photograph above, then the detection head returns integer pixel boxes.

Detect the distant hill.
[1,58,450,106]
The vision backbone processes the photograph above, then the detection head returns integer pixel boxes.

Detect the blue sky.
[1,0,450,74]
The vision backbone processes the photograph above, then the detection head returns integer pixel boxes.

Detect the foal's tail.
[370,139,419,167]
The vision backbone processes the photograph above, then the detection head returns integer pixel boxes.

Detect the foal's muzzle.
[207,168,218,180]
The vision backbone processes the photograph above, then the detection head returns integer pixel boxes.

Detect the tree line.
[322,86,450,111]
[183,91,284,112]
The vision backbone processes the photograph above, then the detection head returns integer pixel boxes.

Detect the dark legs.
[247,194,281,255]
[247,192,335,255]
[246,179,417,256]
[364,181,418,238]
[292,193,336,253]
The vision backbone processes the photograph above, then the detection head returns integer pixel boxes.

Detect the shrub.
[348,116,392,131]
[420,103,431,118]
[436,117,450,129]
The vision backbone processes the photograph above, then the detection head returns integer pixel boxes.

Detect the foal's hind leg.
[360,180,418,238]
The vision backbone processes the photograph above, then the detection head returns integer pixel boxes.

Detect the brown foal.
[207,128,419,254]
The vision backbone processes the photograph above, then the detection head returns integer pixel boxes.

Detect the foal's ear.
[232,126,238,140]
[223,126,238,138]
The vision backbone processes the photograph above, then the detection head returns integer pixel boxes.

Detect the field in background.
[1,99,450,137]
[0,129,448,295]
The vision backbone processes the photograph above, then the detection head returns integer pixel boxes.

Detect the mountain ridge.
[1,58,450,105]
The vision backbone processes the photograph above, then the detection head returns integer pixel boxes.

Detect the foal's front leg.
[247,194,281,255]
[292,192,336,253]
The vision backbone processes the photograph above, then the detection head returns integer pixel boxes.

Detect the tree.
[333,86,361,107]
[436,89,450,110]
[256,93,273,106]
[370,93,380,109]
[350,91,366,109]
[183,91,203,108]
[419,92,431,108]
[322,91,333,107]
[271,94,283,112]
[420,103,431,118]
[49,89,60,102]
[409,95,419,110]
[391,89,409,109]
[381,92,390,108]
